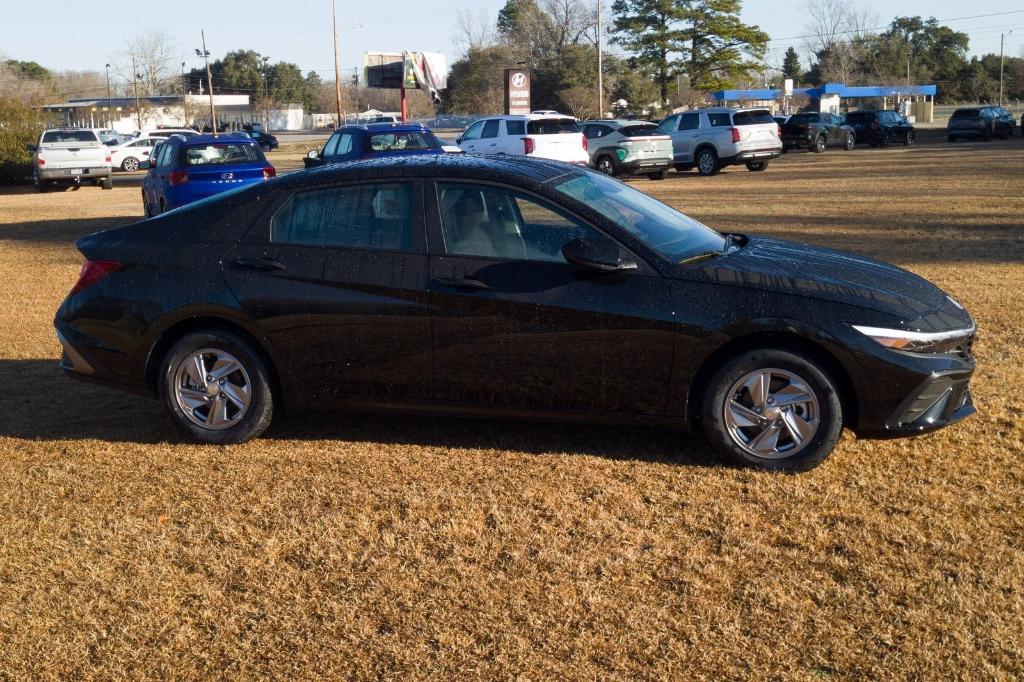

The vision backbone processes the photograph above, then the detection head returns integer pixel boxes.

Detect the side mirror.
[455,137,463,144]
[562,238,637,273]
[306,149,319,159]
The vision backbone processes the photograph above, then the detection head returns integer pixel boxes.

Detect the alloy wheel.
[722,368,820,459]
[122,157,139,172]
[173,349,252,430]
[845,134,855,151]
[597,157,614,175]
[815,136,826,152]
[698,151,716,175]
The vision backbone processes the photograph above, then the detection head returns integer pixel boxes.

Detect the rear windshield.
[951,109,980,119]
[787,113,818,124]
[42,130,98,143]
[733,110,775,125]
[182,143,261,166]
[367,131,441,152]
[527,119,581,135]
[620,124,662,137]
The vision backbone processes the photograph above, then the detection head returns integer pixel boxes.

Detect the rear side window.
[527,119,581,134]
[42,130,98,143]
[481,120,500,138]
[505,120,525,136]
[620,124,660,137]
[271,182,412,251]
[182,143,260,166]
[367,131,440,151]
[707,113,731,127]
[733,110,775,125]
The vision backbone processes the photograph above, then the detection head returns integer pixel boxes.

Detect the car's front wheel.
[121,156,140,172]
[812,135,826,153]
[903,131,914,146]
[844,133,855,151]
[701,349,843,472]
[160,330,275,444]
[596,155,616,176]
[696,148,719,176]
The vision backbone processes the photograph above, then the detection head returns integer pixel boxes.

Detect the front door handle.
[232,256,287,271]
[433,276,489,290]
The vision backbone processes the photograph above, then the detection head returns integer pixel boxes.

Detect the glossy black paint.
[845,110,915,146]
[781,113,854,150]
[55,154,976,439]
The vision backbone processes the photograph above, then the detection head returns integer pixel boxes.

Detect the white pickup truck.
[28,129,113,191]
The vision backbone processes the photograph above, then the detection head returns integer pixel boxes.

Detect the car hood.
[692,236,950,320]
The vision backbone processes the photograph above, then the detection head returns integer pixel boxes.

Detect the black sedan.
[781,112,856,152]
[54,155,976,472]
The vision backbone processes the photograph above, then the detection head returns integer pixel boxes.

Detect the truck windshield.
[42,130,98,143]
[553,170,726,262]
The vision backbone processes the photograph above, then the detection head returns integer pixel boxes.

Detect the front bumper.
[870,369,976,437]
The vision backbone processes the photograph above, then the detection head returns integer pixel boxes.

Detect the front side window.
[678,113,700,131]
[323,132,342,156]
[438,183,603,262]
[659,115,679,133]
[481,120,500,138]
[461,121,484,141]
[182,143,260,166]
[553,170,725,262]
[270,182,413,251]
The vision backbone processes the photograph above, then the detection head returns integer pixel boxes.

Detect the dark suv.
[845,110,915,147]
[780,112,856,152]
[947,107,1014,141]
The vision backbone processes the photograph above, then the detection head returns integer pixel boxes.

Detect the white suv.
[456,114,589,165]
[659,107,782,176]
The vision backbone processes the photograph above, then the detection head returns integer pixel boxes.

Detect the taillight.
[730,127,741,143]
[69,260,121,296]
[37,157,45,166]
[523,138,535,155]
[777,124,782,138]
[168,171,189,186]
[582,136,588,151]
[262,166,276,180]
[105,154,112,163]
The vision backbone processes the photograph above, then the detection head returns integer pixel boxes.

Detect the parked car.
[781,112,856,152]
[27,129,113,191]
[992,107,1016,137]
[54,155,976,472]
[580,119,673,179]
[108,136,161,172]
[773,115,790,127]
[144,128,201,139]
[844,110,915,146]
[947,107,1014,141]
[304,123,452,169]
[248,130,279,151]
[658,107,782,175]
[455,113,589,166]
[141,133,275,216]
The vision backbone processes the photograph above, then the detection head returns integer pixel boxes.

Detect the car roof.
[477,114,575,121]
[176,133,256,144]
[582,119,658,127]
[337,122,429,133]
[281,154,580,189]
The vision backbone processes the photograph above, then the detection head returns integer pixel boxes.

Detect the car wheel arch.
[683,329,860,432]
[144,315,285,409]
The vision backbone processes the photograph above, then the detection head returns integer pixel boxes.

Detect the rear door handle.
[433,276,489,290]
[232,256,287,271]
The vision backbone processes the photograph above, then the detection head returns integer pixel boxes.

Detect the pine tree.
[782,47,802,82]
[610,0,689,102]
[680,0,769,92]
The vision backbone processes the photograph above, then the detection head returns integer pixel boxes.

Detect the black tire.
[695,148,719,176]
[101,176,113,190]
[596,155,617,176]
[674,163,692,173]
[34,174,48,193]
[879,132,891,148]
[261,143,271,152]
[812,135,826,153]
[843,133,855,151]
[160,330,275,445]
[647,170,666,180]
[701,348,843,472]
[745,161,768,172]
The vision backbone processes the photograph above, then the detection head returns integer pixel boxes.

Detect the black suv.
[844,110,915,147]
[780,112,856,152]
[947,107,1015,141]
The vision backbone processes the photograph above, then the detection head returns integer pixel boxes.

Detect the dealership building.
[711,82,938,121]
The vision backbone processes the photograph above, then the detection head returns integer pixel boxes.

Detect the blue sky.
[4,0,1023,83]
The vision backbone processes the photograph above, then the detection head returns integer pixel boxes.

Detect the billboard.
[364,52,448,103]
[504,69,531,115]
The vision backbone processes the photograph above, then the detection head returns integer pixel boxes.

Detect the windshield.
[553,171,726,261]
[367,131,441,152]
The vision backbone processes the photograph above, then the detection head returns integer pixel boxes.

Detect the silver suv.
[580,119,673,179]
[658,107,782,176]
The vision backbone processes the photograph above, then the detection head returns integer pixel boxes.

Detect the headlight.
[851,324,975,354]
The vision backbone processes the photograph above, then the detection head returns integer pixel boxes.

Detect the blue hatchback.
[142,134,275,216]
[303,122,454,169]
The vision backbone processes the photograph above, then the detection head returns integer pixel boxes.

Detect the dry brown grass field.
[0,132,1022,679]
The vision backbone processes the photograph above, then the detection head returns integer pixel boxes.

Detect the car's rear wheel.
[101,176,113,190]
[121,157,139,172]
[696,148,719,176]
[701,349,843,472]
[161,331,274,444]
[745,161,768,171]
[812,135,826,153]
[261,143,271,152]
[903,131,914,146]
[596,155,616,176]
[844,133,855,151]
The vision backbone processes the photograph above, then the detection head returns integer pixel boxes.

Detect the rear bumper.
[38,166,111,181]
[726,148,781,164]
[619,157,673,174]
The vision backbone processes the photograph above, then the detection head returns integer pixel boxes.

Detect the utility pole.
[332,0,343,127]
[999,32,1011,107]
[262,55,271,130]
[131,56,142,130]
[181,62,189,127]
[197,31,216,135]
[596,0,603,119]
[104,63,111,127]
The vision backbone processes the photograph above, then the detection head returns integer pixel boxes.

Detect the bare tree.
[803,0,877,84]
[454,9,494,53]
[542,0,597,50]
[115,30,177,96]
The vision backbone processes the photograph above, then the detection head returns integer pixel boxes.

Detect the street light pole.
[262,55,270,130]
[332,0,343,127]
[999,32,1011,107]
[197,31,216,135]
[104,63,111,127]
[181,62,188,127]
[131,56,143,130]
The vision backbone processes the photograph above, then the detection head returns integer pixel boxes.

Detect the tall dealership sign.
[364,51,448,121]
[504,69,531,115]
